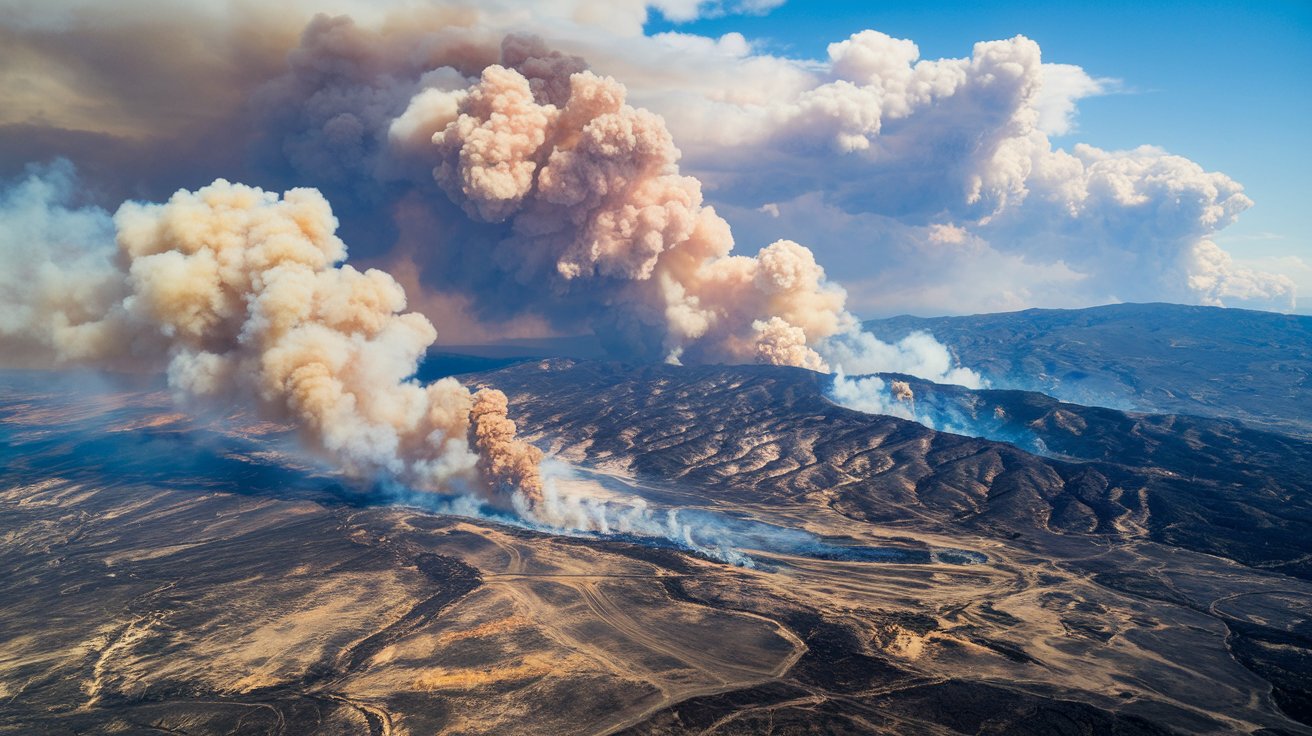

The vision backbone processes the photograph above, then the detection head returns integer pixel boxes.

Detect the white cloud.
[1230,253,1312,293]
[575,27,1292,313]
[1033,63,1113,136]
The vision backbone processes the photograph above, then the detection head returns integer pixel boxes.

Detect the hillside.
[863,303,1312,435]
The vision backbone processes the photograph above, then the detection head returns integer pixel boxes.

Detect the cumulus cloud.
[639,29,1292,313]
[979,142,1293,308]
[712,193,1091,316]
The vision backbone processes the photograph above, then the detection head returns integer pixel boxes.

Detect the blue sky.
[648,0,1312,305]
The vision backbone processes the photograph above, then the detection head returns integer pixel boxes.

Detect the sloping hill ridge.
[863,303,1312,436]
[473,359,1312,581]
[10,371,1306,733]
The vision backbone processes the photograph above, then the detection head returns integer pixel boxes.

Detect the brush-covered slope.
[473,360,1312,581]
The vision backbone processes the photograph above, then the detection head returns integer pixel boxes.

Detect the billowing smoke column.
[0,23,984,556]
[468,389,544,505]
[374,36,975,382]
[239,26,981,383]
[3,6,1292,321]
[1,166,544,512]
[425,62,834,369]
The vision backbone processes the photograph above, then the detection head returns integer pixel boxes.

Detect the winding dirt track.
[471,531,806,736]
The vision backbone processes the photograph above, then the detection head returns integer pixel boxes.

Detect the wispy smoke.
[396,460,986,567]
[828,371,923,424]
[0,161,129,367]
[827,370,1052,454]
[820,330,982,385]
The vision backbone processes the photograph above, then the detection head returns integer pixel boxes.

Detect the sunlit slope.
[474,360,1312,581]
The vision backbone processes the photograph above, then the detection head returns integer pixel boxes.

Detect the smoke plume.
[0,10,991,553]
[218,22,975,383]
[468,389,545,506]
[423,58,846,367]
[379,35,981,380]
[3,4,1293,323]
[0,165,543,511]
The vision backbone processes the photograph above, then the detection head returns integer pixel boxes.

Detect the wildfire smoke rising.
[0,19,982,544]
[3,2,1289,324]
[257,26,982,384]
[1,170,543,512]
[422,58,850,371]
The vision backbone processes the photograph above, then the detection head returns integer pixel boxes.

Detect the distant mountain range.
[864,302,1312,436]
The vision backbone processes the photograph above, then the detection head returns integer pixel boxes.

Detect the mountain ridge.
[863,302,1312,436]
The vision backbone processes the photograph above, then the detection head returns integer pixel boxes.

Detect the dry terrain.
[1,361,1309,734]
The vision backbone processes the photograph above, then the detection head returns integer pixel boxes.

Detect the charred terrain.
[2,304,1311,735]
